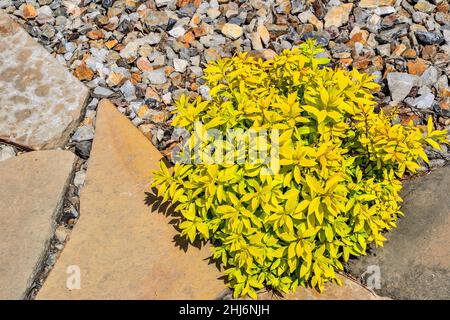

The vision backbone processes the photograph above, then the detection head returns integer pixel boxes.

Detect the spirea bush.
[152,40,447,299]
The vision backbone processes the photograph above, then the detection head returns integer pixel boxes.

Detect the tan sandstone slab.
[37,99,226,300]
[0,10,88,150]
[0,150,76,299]
[258,275,383,300]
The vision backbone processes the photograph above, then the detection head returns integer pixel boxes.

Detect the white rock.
[154,0,175,8]
[119,42,139,59]
[420,66,439,87]
[415,93,435,109]
[147,69,167,85]
[72,125,95,142]
[387,72,419,102]
[443,30,450,45]
[74,170,86,188]
[168,26,185,38]
[93,86,114,98]
[162,92,172,104]
[374,6,396,16]
[55,226,69,243]
[120,80,137,101]
[199,85,211,100]
[173,58,189,73]
[190,66,203,77]
[36,6,55,24]
[0,145,15,162]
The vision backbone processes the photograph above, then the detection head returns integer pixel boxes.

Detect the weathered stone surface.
[348,167,450,299]
[38,99,225,299]
[0,10,88,150]
[259,275,383,300]
[387,72,419,102]
[324,4,353,28]
[221,23,243,40]
[0,150,75,299]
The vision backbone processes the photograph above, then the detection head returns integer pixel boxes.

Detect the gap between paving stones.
[3,101,93,300]
[23,157,80,299]
[0,11,94,296]
[22,99,94,299]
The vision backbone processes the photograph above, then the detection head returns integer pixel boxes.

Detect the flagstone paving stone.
[37,99,226,299]
[0,10,88,150]
[0,150,75,299]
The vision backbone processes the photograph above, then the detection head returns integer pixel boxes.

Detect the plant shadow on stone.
[144,157,224,273]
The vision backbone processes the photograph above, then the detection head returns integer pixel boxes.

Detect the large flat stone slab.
[259,275,383,300]
[348,167,450,299]
[0,10,88,150]
[0,150,76,299]
[37,99,225,300]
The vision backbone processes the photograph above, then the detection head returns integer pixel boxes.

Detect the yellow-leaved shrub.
[152,40,448,299]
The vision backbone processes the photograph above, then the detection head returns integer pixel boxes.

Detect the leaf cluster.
[152,40,448,298]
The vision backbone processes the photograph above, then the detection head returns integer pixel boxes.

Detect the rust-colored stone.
[131,72,142,85]
[436,1,449,13]
[106,72,125,87]
[383,64,396,79]
[87,29,104,40]
[392,43,407,56]
[407,59,427,76]
[353,58,370,70]
[183,31,195,47]
[136,57,152,72]
[74,63,94,81]
[400,114,420,125]
[422,45,437,61]
[22,4,37,19]
[339,58,353,66]
[190,82,199,91]
[402,48,417,59]
[105,39,118,49]
[136,104,149,118]
[114,43,125,52]
[164,65,175,75]
[372,56,384,70]
[349,30,369,45]
[193,24,207,38]
[177,0,191,7]
[440,89,450,98]
[191,14,201,26]
[145,86,160,100]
